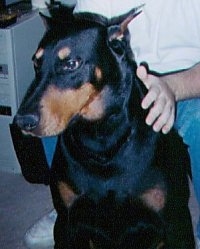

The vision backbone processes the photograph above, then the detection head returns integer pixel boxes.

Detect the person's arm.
[136,63,200,134]
[163,63,200,101]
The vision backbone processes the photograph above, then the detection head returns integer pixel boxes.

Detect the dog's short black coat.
[13,5,195,249]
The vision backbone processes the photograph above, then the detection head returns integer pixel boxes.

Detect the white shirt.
[74,0,200,73]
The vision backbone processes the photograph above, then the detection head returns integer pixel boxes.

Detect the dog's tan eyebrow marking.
[109,32,124,42]
[58,47,71,60]
[95,66,103,82]
[35,48,44,59]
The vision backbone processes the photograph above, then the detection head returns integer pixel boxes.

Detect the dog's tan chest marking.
[58,181,77,208]
[140,185,166,212]
[157,241,165,249]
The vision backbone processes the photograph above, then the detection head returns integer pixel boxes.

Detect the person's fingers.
[145,96,166,125]
[152,103,173,132]
[137,65,175,134]
[141,87,160,109]
[136,65,149,88]
[161,111,175,134]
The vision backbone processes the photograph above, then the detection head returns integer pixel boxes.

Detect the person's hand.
[136,65,175,134]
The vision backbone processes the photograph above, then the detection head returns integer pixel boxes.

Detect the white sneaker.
[24,209,57,249]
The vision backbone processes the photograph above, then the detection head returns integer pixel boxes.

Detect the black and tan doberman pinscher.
[13,5,195,249]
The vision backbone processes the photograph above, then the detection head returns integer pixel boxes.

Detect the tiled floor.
[0,171,199,249]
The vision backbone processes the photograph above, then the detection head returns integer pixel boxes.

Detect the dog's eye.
[55,57,82,74]
[63,59,81,71]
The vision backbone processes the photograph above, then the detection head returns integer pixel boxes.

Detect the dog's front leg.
[54,212,73,249]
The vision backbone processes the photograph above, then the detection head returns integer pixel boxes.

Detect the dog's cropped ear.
[140,185,167,212]
[108,5,144,42]
[39,5,75,30]
[74,5,144,27]
[39,12,52,30]
[106,5,144,57]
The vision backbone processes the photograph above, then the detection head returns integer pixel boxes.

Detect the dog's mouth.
[15,83,107,137]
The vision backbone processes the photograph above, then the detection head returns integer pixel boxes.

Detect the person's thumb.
[136,65,150,89]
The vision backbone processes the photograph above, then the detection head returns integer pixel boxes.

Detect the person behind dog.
[24,0,200,248]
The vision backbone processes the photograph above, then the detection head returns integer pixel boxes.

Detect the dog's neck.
[61,72,152,163]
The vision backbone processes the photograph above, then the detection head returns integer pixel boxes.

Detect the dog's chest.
[58,130,160,200]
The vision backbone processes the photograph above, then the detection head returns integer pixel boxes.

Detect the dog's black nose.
[13,114,39,132]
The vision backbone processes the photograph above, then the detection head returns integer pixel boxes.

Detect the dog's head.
[14,5,144,137]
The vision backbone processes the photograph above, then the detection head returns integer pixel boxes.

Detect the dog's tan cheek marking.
[57,181,77,208]
[140,186,166,212]
[80,94,104,120]
[80,86,107,121]
[38,83,97,136]
[80,68,105,120]
[58,47,71,60]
